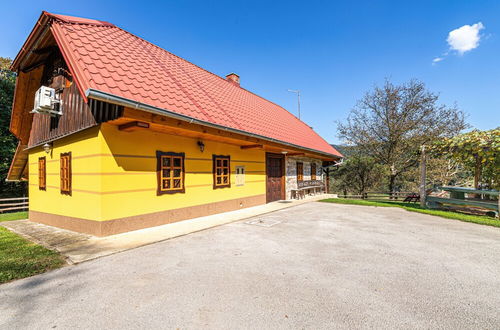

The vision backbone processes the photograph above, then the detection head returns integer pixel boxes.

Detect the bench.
[291,180,325,199]
[403,189,433,203]
[403,193,420,203]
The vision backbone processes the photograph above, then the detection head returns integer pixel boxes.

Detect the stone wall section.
[285,156,323,199]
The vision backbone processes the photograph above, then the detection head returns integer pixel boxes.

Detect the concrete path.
[1,202,499,329]
[1,194,335,263]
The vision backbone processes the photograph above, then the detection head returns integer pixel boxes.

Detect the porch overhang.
[6,143,29,182]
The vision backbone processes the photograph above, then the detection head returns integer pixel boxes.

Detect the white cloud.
[432,22,485,64]
[447,22,485,54]
[432,57,444,64]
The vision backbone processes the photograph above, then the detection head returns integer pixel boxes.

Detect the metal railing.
[427,187,499,215]
[0,197,29,213]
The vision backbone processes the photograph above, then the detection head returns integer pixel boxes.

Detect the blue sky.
[1,1,498,144]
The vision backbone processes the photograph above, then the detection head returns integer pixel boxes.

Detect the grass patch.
[0,211,28,222]
[0,227,65,284]
[320,198,500,228]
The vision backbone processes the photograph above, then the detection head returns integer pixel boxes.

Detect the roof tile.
[46,12,341,157]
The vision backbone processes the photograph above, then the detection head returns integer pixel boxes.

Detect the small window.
[60,152,72,195]
[235,166,245,186]
[297,162,303,182]
[157,151,185,195]
[213,155,231,189]
[38,157,46,190]
[311,163,317,180]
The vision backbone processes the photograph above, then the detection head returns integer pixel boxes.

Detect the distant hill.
[331,144,357,158]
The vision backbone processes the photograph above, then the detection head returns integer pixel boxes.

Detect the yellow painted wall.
[99,123,266,220]
[29,123,266,221]
[28,126,103,220]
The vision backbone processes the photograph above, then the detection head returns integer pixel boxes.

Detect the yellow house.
[7,12,342,236]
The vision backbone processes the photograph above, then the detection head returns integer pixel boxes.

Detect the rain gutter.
[85,88,341,159]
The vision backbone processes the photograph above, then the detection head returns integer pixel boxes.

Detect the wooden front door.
[266,153,285,203]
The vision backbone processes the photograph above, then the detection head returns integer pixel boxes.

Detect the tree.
[0,57,26,197]
[425,157,469,187]
[330,155,385,195]
[430,128,500,190]
[338,79,468,193]
[0,58,12,70]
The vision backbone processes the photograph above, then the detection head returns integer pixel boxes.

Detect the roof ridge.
[45,11,115,27]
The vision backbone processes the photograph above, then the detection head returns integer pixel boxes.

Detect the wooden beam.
[118,121,150,132]
[32,45,58,55]
[287,152,305,156]
[108,108,338,160]
[240,144,263,150]
[21,59,46,73]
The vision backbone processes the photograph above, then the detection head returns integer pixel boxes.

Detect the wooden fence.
[336,191,415,201]
[0,197,29,213]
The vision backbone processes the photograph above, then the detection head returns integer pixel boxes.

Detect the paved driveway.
[1,202,499,329]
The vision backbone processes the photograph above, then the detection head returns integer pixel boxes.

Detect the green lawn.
[0,212,65,284]
[320,198,500,228]
[0,211,28,222]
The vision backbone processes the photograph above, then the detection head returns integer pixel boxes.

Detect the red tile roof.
[43,12,342,157]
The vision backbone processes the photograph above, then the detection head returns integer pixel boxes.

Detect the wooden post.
[325,167,330,193]
[419,145,427,208]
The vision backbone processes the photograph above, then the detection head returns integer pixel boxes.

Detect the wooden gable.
[7,16,123,181]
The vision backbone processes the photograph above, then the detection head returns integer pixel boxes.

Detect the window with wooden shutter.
[311,163,317,180]
[297,162,303,182]
[38,157,46,190]
[60,152,72,195]
[213,155,231,189]
[157,151,185,195]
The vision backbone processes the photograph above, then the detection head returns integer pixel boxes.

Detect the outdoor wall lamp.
[197,140,205,152]
[43,142,52,154]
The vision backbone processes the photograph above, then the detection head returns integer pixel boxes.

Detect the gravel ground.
[1,202,499,329]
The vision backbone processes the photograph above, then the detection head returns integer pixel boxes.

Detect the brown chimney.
[226,73,240,86]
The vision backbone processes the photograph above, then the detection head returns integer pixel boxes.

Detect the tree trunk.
[388,164,398,199]
[419,145,427,208]
[388,175,396,199]
[474,155,482,199]
[474,155,482,189]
